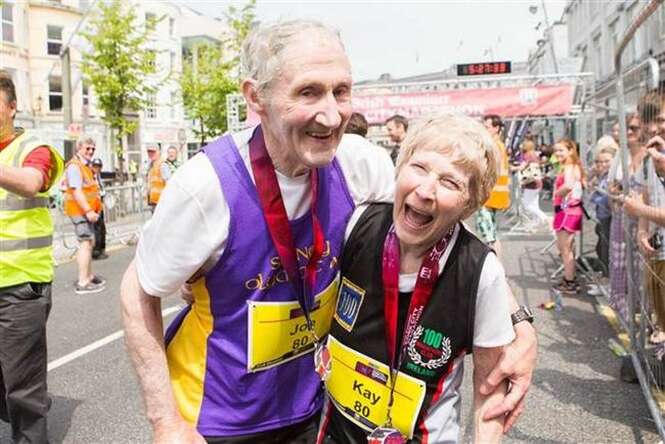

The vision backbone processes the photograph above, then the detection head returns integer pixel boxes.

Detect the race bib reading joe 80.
[246,278,338,372]
[324,335,426,439]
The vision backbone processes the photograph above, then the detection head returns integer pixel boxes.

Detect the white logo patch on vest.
[334,277,365,332]
[407,325,451,370]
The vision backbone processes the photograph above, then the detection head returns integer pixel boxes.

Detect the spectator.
[165,145,180,176]
[552,138,585,294]
[63,135,106,294]
[476,114,510,257]
[623,90,665,342]
[607,113,648,319]
[345,112,368,137]
[611,121,620,144]
[90,158,108,260]
[0,70,65,443]
[589,140,617,277]
[385,114,408,164]
[518,139,548,230]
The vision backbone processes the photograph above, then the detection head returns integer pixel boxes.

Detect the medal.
[367,426,406,444]
[314,341,331,381]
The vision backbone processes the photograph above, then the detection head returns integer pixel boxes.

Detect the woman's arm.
[474,346,508,443]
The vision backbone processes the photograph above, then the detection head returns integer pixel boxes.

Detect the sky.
[185,0,568,82]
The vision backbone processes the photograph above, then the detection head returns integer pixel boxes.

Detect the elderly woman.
[318,115,517,444]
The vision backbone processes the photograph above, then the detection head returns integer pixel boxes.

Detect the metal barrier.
[612,0,665,438]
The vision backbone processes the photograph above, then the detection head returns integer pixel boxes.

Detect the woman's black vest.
[326,203,491,443]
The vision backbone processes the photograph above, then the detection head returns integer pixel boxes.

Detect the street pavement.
[0,218,661,443]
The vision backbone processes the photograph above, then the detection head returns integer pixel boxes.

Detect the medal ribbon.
[381,224,454,426]
[249,125,325,332]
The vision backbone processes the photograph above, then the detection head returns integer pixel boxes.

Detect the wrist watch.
[511,306,534,325]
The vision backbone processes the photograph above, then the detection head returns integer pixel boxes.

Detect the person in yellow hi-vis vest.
[476,115,511,257]
[63,135,105,295]
[0,71,64,444]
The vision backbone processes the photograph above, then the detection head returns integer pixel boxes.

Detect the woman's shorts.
[553,210,582,233]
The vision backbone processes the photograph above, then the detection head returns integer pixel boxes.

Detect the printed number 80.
[292,335,310,350]
[354,401,370,417]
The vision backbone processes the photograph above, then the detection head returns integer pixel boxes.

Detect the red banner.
[351,85,574,124]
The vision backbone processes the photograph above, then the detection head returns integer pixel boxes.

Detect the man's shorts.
[475,206,498,244]
[70,216,94,241]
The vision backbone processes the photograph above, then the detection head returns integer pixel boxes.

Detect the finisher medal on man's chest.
[367,427,406,444]
[314,341,331,381]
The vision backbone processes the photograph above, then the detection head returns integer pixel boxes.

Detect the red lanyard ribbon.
[249,126,325,331]
[381,225,454,371]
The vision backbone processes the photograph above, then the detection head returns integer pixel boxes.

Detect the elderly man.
[121,19,536,443]
[0,71,64,443]
[63,135,105,294]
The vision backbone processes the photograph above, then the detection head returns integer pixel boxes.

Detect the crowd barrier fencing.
[612,0,665,438]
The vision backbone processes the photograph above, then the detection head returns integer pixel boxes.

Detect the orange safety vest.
[63,156,102,217]
[148,160,166,205]
[484,138,511,210]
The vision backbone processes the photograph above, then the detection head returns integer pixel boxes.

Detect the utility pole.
[61,47,74,160]
[541,0,559,74]
[59,0,98,160]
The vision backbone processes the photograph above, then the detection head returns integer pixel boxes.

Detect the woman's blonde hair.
[395,114,499,218]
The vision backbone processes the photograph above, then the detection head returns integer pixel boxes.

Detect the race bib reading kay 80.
[325,335,426,439]
[246,278,338,372]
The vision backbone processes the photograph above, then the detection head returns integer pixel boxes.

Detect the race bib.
[246,278,338,372]
[325,335,426,439]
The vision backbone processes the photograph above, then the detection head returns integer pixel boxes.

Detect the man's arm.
[473,346,507,443]
[0,164,44,197]
[121,260,205,443]
[479,292,537,433]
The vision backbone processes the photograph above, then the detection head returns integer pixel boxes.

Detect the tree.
[180,0,256,145]
[80,0,160,181]
[181,44,237,145]
[223,0,257,81]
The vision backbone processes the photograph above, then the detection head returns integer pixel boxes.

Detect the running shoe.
[91,275,106,286]
[75,281,105,295]
[553,279,580,294]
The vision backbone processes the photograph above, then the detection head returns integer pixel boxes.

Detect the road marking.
[47,304,184,372]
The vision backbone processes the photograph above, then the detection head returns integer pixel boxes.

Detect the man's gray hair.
[76,133,95,147]
[241,19,345,93]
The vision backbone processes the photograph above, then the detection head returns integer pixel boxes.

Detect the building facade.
[1,0,107,163]
[0,0,220,177]
[564,0,665,137]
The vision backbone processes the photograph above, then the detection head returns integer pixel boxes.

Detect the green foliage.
[181,43,237,144]
[80,0,160,157]
[180,0,256,144]
[223,0,256,80]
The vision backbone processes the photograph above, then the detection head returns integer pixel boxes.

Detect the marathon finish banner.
[351,85,574,124]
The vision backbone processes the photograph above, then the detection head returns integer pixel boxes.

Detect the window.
[82,81,89,107]
[49,76,63,111]
[47,25,63,55]
[187,142,200,159]
[170,51,176,73]
[608,18,619,60]
[169,17,174,37]
[592,33,602,76]
[146,93,156,119]
[2,3,13,43]
[147,50,156,70]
